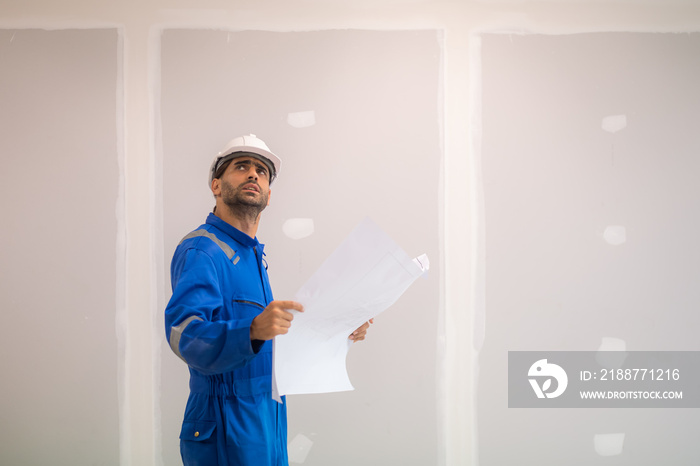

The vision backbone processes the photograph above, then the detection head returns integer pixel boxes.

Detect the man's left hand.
[348,318,374,342]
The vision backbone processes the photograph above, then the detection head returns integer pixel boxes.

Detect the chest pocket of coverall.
[231,299,265,319]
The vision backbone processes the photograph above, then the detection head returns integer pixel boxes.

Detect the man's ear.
[211,178,221,197]
[267,188,272,206]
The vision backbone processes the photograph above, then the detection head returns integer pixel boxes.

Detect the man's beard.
[221,179,269,221]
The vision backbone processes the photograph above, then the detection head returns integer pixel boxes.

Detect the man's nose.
[246,166,258,179]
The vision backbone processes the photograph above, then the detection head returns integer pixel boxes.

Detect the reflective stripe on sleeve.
[179,229,236,260]
[169,315,204,362]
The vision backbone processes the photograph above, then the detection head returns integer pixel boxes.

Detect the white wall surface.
[0,28,121,464]
[1,1,699,466]
[478,31,700,465]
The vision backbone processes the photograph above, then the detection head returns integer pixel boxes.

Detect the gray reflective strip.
[180,229,236,260]
[169,316,204,362]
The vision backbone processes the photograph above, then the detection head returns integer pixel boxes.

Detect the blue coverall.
[165,213,288,466]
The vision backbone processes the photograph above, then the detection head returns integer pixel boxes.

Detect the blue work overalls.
[165,213,287,466]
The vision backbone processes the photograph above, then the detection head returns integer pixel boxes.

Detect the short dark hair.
[213,159,233,181]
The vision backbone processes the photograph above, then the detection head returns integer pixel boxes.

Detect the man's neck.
[214,204,260,238]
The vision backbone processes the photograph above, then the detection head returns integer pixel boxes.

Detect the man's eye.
[257,168,268,176]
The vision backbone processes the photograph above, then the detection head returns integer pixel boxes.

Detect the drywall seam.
[435,28,447,466]
[115,25,129,466]
[0,20,123,29]
[468,32,484,466]
[441,25,475,466]
[469,34,485,356]
[471,24,700,35]
[149,24,166,466]
[122,21,159,466]
[148,7,446,32]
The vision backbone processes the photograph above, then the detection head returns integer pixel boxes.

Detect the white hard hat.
[209,134,281,186]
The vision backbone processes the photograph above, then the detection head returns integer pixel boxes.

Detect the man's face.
[217,156,272,213]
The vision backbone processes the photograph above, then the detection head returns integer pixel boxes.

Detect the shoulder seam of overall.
[179,228,236,260]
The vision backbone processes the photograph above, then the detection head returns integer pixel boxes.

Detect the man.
[164,134,370,466]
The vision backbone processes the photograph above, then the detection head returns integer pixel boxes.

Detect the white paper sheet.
[272,217,428,402]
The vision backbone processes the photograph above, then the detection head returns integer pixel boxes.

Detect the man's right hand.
[250,300,304,341]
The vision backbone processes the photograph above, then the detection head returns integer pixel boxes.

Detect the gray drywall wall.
[0,29,120,465]
[478,32,700,465]
[158,29,442,465]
